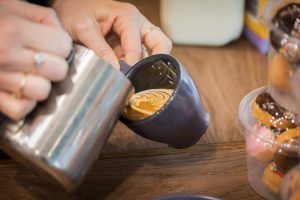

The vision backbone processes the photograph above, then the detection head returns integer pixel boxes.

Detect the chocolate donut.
[252,92,297,130]
[270,3,300,52]
[250,92,299,163]
[268,3,300,94]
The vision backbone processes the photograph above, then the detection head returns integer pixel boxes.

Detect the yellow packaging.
[244,0,269,53]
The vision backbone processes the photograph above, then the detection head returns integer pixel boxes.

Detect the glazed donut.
[270,2,300,52]
[275,128,299,143]
[263,147,299,194]
[252,92,296,130]
[268,54,291,92]
[263,162,284,194]
[268,3,300,94]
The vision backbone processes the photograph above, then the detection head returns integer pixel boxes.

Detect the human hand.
[53,0,172,68]
[0,0,72,120]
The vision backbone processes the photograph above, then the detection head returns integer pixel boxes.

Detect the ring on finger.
[33,52,45,72]
[13,73,27,99]
[142,26,161,42]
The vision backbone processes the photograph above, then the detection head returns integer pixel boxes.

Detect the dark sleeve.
[27,0,49,6]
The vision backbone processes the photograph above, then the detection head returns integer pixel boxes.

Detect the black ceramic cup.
[120,54,209,149]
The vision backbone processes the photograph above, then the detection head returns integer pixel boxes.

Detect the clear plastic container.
[263,0,300,112]
[238,87,300,200]
[280,165,300,200]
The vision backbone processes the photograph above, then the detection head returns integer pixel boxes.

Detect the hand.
[0,0,72,120]
[53,0,172,68]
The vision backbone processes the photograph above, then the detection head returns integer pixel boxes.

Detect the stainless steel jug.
[0,45,132,192]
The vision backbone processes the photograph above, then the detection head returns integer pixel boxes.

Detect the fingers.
[4,49,68,82]
[109,3,143,65]
[118,25,142,66]
[106,33,124,59]
[0,91,36,121]
[141,20,172,55]
[0,1,70,121]
[0,0,62,28]
[18,16,72,58]
[0,72,51,101]
[113,17,143,65]
[111,6,171,64]
[72,16,120,69]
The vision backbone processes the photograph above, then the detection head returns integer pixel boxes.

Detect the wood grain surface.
[0,143,263,200]
[105,0,268,152]
[0,1,269,199]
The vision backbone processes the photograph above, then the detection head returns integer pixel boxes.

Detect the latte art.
[123,89,174,120]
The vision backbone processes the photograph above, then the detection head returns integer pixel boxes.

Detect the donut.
[263,146,299,194]
[268,3,300,93]
[275,128,299,143]
[263,162,284,194]
[252,92,296,130]
[262,135,300,197]
[270,3,300,52]
[268,54,291,92]
[271,3,300,36]
[249,92,298,162]
[273,149,299,175]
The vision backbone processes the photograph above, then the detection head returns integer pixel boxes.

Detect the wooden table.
[0,0,268,199]
[0,143,263,200]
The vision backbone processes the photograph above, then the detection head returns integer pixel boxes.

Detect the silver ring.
[33,52,45,71]
[142,26,161,42]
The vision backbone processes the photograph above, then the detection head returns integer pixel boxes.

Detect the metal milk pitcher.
[0,44,132,192]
